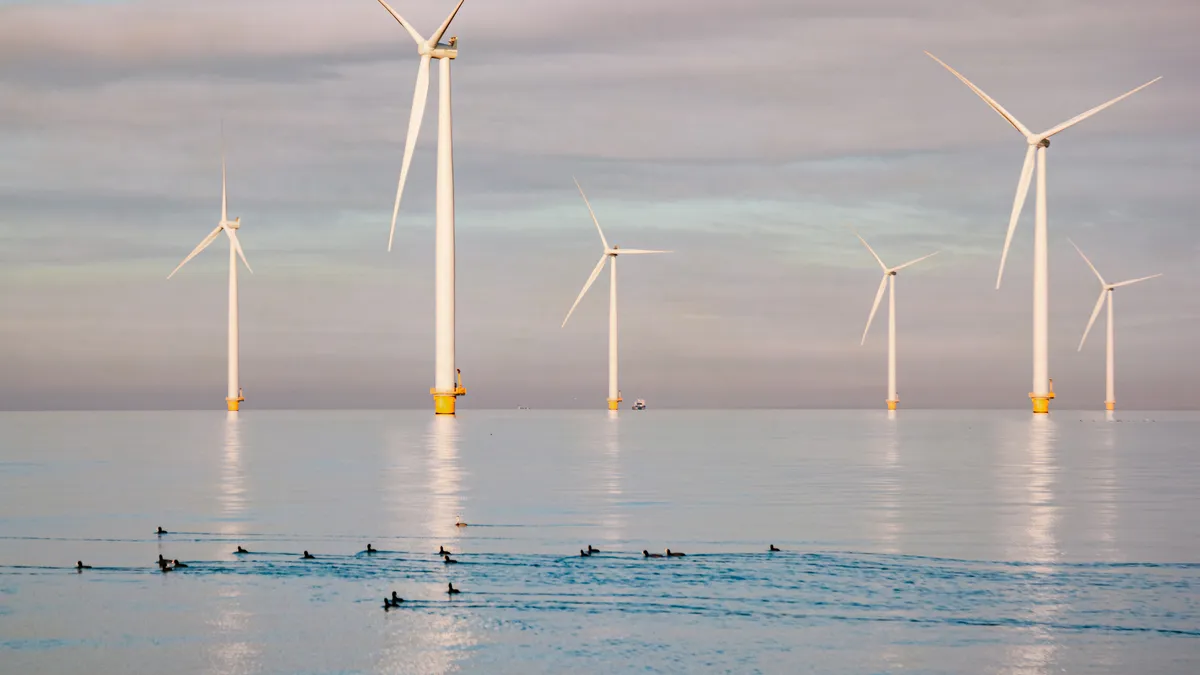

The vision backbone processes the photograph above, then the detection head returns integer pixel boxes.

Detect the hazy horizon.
[2,0,1198,411]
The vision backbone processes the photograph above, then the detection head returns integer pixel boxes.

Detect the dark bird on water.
[171,559,188,568]
[447,583,461,595]
[391,591,403,604]
[235,546,249,554]
[383,597,395,610]
[442,554,458,564]
[76,561,91,570]
[366,544,376,554]
[587,545,601,554]
[580,549,590,557]
[666,549,686,557]
[439,546,451,555]
[643,550,664,558]
[302,551,315,560]
[769,545,780,552]
[156,527,167,535]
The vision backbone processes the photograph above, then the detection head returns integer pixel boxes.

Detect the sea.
[1,409,1198,674]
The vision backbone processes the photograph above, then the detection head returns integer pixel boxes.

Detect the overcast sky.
[0,0,1197,410]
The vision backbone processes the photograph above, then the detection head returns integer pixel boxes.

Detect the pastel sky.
[1,0,1197,410]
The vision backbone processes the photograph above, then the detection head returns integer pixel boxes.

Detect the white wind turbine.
[562,179,670,410]
[926,51,1160,413]
[1070,240,1161,413]
[853,231,938,411]
[167,147,253,412]
[375,0,466,415]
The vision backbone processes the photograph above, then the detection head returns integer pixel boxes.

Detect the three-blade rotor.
[853,229,938,344]
[1071,239,1161,350]
[168,152,253,279]
[925,52,1160,289]
[561,179,671,327]
[377,0,466,252]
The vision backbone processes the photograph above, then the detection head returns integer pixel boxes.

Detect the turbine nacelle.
[222,217,241,231]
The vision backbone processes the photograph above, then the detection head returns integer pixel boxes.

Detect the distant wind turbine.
[562,178,670,410]
[1070,239,1161,413]
[375,0,467,415]
[853,231,938,411]
[926,51,1160,413]
[167,142,252,412]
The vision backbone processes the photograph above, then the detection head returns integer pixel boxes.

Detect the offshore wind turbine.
[853,231,938,411]
[926,51,1160,413]
[375,0,467,415]
[167,147,253,412]
[1070,240,1161,412]
[562,179,670,410]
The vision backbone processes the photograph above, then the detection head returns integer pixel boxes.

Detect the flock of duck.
[70,526,786,611]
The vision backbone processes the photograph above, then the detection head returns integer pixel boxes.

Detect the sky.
[0,0,1198,410]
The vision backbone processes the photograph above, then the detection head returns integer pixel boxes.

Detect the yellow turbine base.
[607,398,622,411]
[431,386,466,415]
[1030,394,1051,414]
[226,396,244,412]
[886,400,898,411]
[1105,400,1115,411]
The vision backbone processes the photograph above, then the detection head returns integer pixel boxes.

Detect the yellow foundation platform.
[1105,400,1115,411]
[886,399,898,411]
[1030,392,1055,414]
[607,397,622,411]
[226,396,245,412]
[431,384,468,415]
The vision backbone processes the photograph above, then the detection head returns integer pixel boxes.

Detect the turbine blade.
[573,177,608,250]
[997,144,1037,289]
[1078,290,1107,351]
[388,54,432,252]
[429,0,465,45]
[893,250,939,272]
[168,225,224,279]
[375,0,425,45]
[852,230,887,271]
[1111,273,1162,288]
[861,274,889,345]
[1041,77,1162,140]
[226,228,253,274]
[562,254,609,328]
[1068,238,1106,286]
[924,51,1032,138]
[613,249,671,255]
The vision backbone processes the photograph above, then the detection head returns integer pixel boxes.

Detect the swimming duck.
[447,583,461,595]
[587,545,601,554]
[157,555,169,569]
[442,554,458,564]
[76,561,91,570]
[235,546,249,554]
[383,597,394,610]
[302,551,315,560]
[171,559,188,568]
[439,546,451,556]
[156,527,168,535]
[768,545,780,552]
[666,549,686,557]
[643,550,664,558]
[391,591,404,604]
[580,549,590,557]
[366,544,376,554]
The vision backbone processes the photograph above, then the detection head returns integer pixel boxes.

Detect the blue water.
[1,410,1198,673]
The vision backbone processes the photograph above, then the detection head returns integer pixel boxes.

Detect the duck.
[156,527,168,535]
[643,550,664,558]
[391,591,404,604]
[171,559,188,568]
[442,554,458,564]
[366,544,377,554]
[302,551,315,560]
[235,546,249,554]
[75,561,92,570]
[439,545,451,556]
[383,597,394,610]
[447,583,461,595]
[587,545,601,554]
[768,545,780,552]
[580,549,590,557]
[666,549,686,557]
[157,554,170,569]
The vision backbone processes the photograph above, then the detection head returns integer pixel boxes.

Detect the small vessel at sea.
[631,399,647,410]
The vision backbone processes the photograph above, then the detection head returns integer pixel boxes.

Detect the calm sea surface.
[1,410,1198,674]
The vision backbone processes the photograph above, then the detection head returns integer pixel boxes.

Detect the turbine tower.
[926,52,1160,413]
[376,0,467,415]
[1070,240,1161,413]
[853,231,938,411]
[168,145,253,412]
[562,179,670,410]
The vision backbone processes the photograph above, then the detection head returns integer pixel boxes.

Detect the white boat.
[631,399,646,410]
